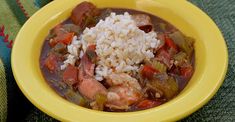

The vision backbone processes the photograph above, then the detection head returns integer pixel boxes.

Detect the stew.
[40,1,195,112]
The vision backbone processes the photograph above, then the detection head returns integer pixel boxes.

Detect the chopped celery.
[46,32,56,40]
[84,16,97,28]
[94,93,107,110]
[50,81,85,106]
[152,59,167,73]
[174,51,187,65]
[153,72,169,81]
[169,31,194,55]
[98,8,112,20]
[96,93,107,104]
[62,24,81,34]
[145,59,167,73]
[159,23,166,32]
[163,77,178,99]
[149,76,178,100]
[65,89,86,106]
[52,43,67,54]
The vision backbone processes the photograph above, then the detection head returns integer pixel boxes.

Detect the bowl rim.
[11,0,228,121]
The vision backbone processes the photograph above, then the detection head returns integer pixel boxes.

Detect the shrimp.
[105,73,142,109]
[106,73,141,90]
[78,47,142,108]
[106,86,142,110]
[77,78,107,100]
[77,45,107,100]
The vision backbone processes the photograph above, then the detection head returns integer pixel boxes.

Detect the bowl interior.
[12,0,228,122]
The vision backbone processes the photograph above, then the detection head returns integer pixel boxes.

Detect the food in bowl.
[40,1,195,112]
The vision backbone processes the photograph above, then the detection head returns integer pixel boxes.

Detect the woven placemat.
[0,0,234,121]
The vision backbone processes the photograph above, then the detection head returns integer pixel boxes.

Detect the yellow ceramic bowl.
[11,0,228,121]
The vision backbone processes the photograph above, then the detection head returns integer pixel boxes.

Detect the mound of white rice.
[62,12,160,81]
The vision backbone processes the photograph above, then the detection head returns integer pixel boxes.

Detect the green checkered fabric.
[0,59,7,122]
[0,0,234,121]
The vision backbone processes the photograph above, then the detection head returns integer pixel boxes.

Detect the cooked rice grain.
[79,12,160,80]
[62,12,160,79]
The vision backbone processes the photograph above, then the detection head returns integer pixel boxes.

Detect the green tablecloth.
[0,0,234,121]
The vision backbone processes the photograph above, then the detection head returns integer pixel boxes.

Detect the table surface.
[0,0,234,121]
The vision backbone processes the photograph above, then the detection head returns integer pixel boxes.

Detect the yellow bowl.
[11,0,228,121]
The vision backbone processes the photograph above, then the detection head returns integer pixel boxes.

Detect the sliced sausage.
[63,64,78,86]
[132,14,153,33]
[77,44,107,100]
[44,53,58,71]
[70,1,100,27]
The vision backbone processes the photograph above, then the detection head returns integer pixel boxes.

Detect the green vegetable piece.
[94,93,107,110]
[96,93,107,104]
[86,50,97,63]
[46,32,56,40]
[62,24,81,34]
[84,16,97,28]
[65,89,86,106]
[169,31,194,55]
[159,23,166,31]
[149,76,179,100]
[174,51,187,61]
[49,81,87,106]
[152,59,167,73]
[98,8,112,20]
[52,43,67,54]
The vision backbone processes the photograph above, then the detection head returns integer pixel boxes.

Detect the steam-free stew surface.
[40,2,194,112]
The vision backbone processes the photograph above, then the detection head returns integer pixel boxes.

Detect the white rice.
[60,36,83,70]
[61,12,160,81]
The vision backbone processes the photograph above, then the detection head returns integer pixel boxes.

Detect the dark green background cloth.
[0,0,234,121]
